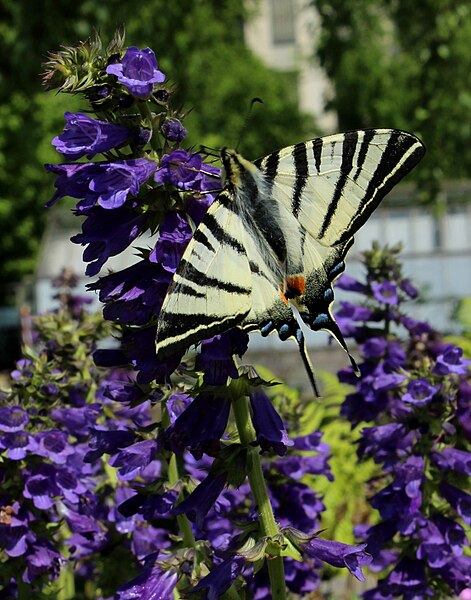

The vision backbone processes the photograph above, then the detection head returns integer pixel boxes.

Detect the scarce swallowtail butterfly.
[155,129,425,393]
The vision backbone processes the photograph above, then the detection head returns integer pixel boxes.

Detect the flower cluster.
[335,243,471,598]
[3,32,376,599]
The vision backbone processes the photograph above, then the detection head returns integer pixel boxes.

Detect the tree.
[313,0,471,195]
[0,0,313,301]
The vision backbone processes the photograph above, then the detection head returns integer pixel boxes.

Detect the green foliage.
[314,0,471,196]
[1,0,313,296]
[446,297,471,357]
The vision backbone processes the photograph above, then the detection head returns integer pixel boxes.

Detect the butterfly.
[155,129,425,393]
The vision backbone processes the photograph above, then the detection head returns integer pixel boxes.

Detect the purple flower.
[92,259,169,325]
[173,473,228,528]
[154,150,220,192]
[299,536,372,581]
[23,470,60,509]
[400,278,419,299]
[366,557,433,599]
[87,158,157,209]
[52,112,130,158]
[116,563,178,599]
[108,439,158,481]
[402,378,440,406]
[162,394,231,457]
[195,330,248,386]
[35,430,75,464]
[270,482,325,531]
[149,210,192,272]
[50,404,101,437]
[273,453,333,481]
[0,431,38,460]
[361,337,388,359]
[336,274,368,293]
[71,206,148,276]
[23,541,62,584]
[194,556,245,599]
[371,281,398,305]
[106,47,166,99]
[45,162,102,207]
[292,431,329,453]
[370,456,425,535]
[165,393,193,423]
[416,519,452,568]
[0,406,29,432]
[46,158,156,210]
[434,346,471,375]
[431,447,471,476]
[161,117,187,142]
[358,423,413,466]
[439,482,471,525]
[249,390,293,456]
[440,554,471,594]
[84,428,136,462]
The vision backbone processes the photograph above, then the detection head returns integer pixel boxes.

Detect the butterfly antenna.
[235,97,264,152]
[294,328,320,397]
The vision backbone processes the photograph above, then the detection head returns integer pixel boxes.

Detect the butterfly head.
[220,147,261,194]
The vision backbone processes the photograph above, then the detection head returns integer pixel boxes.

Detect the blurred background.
[1,0,471,371]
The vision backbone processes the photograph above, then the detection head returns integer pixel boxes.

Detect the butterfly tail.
[294,328,320,397]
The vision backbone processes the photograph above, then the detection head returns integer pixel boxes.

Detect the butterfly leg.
[260,316,320,396]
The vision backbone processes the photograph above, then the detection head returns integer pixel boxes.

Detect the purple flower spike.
[106,46,166,99]
[0,406,29,432]
[52,112,130,159]
[301,537,372,581]
[249,390,293,456]
[402,378,440,406]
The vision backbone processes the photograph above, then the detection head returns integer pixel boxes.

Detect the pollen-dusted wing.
[155,129,425,392]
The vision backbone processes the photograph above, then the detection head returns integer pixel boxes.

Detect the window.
[271,0,296,44]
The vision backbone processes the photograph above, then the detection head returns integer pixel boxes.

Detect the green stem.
[232,394,287,600]
[138,101,161,153]
[168,453,196,548]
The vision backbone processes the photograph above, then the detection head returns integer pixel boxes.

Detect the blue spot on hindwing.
[278,323,291,340]
[312,313,330,330]
[261,321,274,336]
[329,261,345,279]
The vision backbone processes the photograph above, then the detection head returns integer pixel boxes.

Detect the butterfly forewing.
[257,129,425,246]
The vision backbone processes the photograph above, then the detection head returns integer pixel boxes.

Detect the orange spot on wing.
[286,275,306,296]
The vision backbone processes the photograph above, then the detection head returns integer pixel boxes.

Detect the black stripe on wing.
[346,131,425,241]
[177,259,250,295]
[291,142,309,217]
[319,130,359,238]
